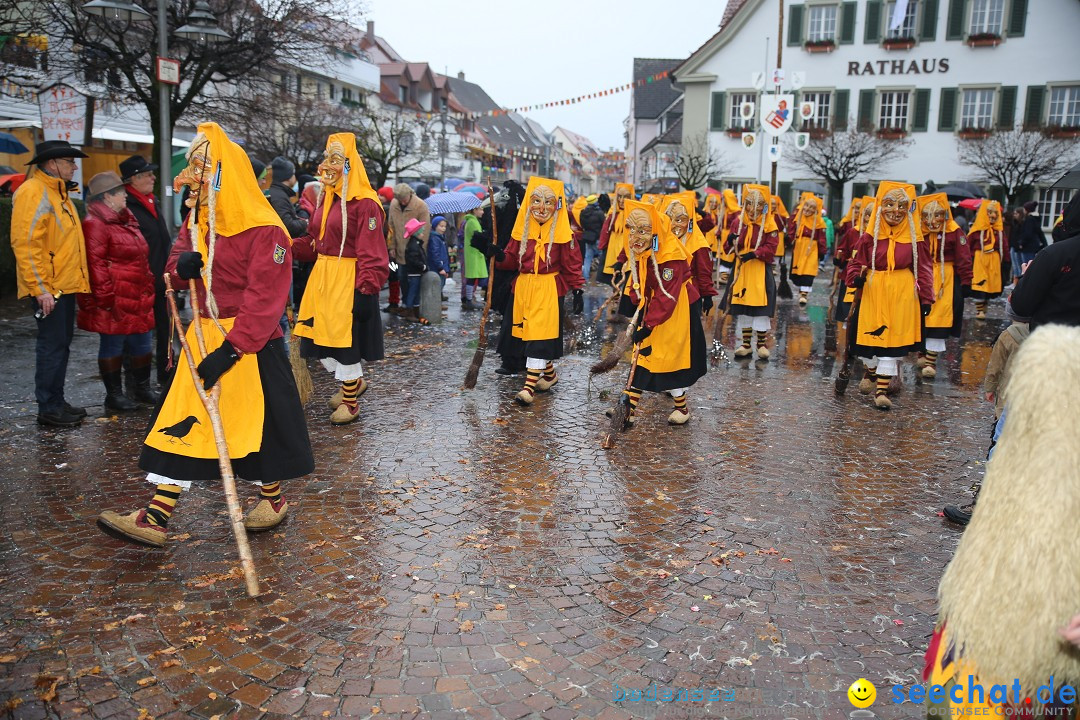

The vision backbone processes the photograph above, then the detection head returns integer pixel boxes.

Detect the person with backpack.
[402,218,429,324]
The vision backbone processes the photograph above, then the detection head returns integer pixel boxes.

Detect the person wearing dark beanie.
[1012,199,1048,279]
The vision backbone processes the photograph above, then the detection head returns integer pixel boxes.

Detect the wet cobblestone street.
[0,282,1009,719]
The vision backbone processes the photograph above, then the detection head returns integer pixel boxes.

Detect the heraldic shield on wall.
[759,94,795,137]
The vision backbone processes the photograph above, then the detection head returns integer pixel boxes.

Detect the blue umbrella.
[425,191,482,215]
[0,132,28,155]
[441,178,467,190]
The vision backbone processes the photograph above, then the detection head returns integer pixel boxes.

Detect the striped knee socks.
[144,484,181,528]
[341,379,360,411]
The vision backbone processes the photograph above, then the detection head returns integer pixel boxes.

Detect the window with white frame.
[960,88,995,130]
[1038,188,1075,232]
[969,0,1005,35]
[806,5,838,43]
[878,91,911,130]
[729,92,756,130]
[1048,86,1080,128]
[885,0,919,38]
[801,91,832,130]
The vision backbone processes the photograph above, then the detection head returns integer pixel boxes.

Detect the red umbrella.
[455,183,488,199]
[704,187,721,196]
[957,198,982,210]
[0,173,25,194]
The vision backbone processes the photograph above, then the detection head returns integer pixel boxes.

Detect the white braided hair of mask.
[338,161,349,259]
[204,166,221,321]
[628,241,676,303]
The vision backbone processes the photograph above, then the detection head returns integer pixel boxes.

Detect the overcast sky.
[356,0,729,150]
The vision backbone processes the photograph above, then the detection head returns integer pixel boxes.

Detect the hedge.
[0,196,87,298]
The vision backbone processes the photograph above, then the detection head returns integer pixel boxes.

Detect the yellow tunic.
[293,255,356,347]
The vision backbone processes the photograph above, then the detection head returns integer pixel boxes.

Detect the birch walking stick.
[164,275,260,597]
[463,180,499,390]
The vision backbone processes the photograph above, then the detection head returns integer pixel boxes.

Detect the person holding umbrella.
[968,200,1006,320]
[11,140,91,427]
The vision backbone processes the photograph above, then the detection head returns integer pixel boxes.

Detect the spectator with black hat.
[120,154,174,387]
[267,156,308,239]
[11,140,91,426]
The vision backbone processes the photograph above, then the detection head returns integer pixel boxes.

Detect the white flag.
[890,0,910,30]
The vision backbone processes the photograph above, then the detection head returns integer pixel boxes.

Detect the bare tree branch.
[673,132,732,191]
[957,125,1080,205]
[353,105,438,188]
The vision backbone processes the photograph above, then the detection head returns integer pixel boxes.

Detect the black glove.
[176,252,204,280]
[961,283,972,298]
[631,325,652,344]
[852,275,866,288]
[196,340,240,391]
[921,304,931,316]
[572,289,584,315]
[702,294,714,315]
[739,251,757,263]
[469,231,491,252]
[483,244,505,262]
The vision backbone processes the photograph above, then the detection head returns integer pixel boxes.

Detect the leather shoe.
[63,402,87,418]
[37,408,83,427]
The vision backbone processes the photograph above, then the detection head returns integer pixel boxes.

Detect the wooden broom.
[164,276,260,597]
[590,306,642,375]
[601,342,641,449]
[463,180,499,389]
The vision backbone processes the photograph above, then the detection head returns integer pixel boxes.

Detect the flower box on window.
[957,127,993,139]
[883,36,916,50]
[966,33,1002,47]
[806,127,832,139]
[1044,125,1080,139]
[726,128,747,138]
[803,39,836,53]
[876,127,908,139]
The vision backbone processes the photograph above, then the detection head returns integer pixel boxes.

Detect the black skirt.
[495,293,565,361]
[617,275,636,318]
[925,280,964,339]
[834,297,853,323]
[630,300,707,393]
[727,267,776,318]
[789,272,817,287]
[139,338,315,482]
[300,291,384,365]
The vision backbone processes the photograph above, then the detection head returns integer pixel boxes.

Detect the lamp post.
[82,0,228,228]
[424,108,456,191]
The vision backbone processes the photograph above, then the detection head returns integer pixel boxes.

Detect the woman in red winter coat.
[77,172,159,412]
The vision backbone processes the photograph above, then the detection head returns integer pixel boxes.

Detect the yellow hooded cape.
[970,199,1004,235]
[662,193,710,256]
[318,132,381,243]
[511,176,572,268]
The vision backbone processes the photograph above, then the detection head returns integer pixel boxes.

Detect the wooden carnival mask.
[986,202,1001,225]
[318,140,347,187]
[922,200,947,233]
[625,207,654,255]
[527,184,558,225]
[851,199,862,219]
[801,198,819,217]
[615,186,632,211]
[173,133,212,210]
[880,188,911,227]
[664,200,690,239]
[860,202,875,230]
[743,189,766,223]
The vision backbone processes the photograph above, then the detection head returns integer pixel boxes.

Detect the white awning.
[94,127,190,148]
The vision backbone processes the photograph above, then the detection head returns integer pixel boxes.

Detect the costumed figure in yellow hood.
[925,324,1080,718]
[833,196,873,324]
[722,184,780,360]
[917,192,973,379]
[770,194,789,258]
[843,182,934,410]
[716,189,742,283]
[786,193,827,306]
[663,193,718,315]
[291,133,389,426]
[98,122,314,547]
[606,199,706,426]
[700,192,722,254]
[968,199,1005,319]
[486,177,583,406]
[598,183,634,289]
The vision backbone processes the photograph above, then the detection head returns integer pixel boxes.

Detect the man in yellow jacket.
[12,140,91,427]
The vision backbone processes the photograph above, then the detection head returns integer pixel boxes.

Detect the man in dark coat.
[120,155,174,386]
[579,196,605,282]
[1010,193,1080,329]
[1012,200,1047,270]
[267,156,308,239]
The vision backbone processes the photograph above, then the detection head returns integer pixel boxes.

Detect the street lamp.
[83,0,229,228]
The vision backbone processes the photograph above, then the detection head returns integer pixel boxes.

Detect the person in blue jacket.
[427,215,451,291]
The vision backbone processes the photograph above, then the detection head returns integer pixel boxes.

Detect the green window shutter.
[997,86,1017,129]
[710,91,726,131]
[833,89,850,129]
[920,0,939,40]
[778,181,793,210]
[1007,0,1027,37]
[864,1,882,43]
[1023,85,1046,128]
[788,4,805,46]
[938,87,958,131]
[912,89,931,131]
[989,185,1006,204]
[852,182,869,200]
[839,2,857,44]
[946,0,965,39]
[857,89,876,130]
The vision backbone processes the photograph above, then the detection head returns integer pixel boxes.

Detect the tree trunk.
[828,180,845,219]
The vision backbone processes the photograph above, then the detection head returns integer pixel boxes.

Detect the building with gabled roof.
[624,58,684,185]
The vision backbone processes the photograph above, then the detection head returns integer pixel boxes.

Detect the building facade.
[675,0,1078,225]
[624,58,683,186]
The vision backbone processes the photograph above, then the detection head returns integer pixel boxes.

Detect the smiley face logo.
[847,678,876,708]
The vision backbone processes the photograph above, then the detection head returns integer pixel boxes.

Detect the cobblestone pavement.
[0,280,1009,719]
